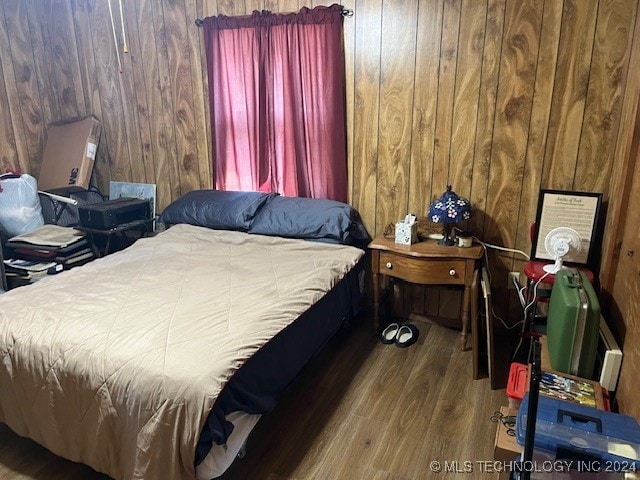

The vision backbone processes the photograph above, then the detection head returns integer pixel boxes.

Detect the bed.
[0,190,370,480]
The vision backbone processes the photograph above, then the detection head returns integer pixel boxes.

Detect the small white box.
[395,222,418,245]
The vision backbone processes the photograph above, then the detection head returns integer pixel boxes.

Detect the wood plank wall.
[1,0,639,414]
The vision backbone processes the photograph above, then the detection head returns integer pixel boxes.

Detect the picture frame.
[531,189,603,271]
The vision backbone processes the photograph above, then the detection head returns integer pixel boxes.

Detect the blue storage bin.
[517,394,640,471]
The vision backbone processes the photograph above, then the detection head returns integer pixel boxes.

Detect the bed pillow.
[159,189,276,231]
[248,196,371,247]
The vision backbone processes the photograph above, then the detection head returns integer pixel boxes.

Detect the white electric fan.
[542,227,583,274]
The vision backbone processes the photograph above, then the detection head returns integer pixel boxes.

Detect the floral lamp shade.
[428,185,472,246]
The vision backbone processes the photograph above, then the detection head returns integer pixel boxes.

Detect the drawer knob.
[386,262,393,269]
[449,269,456,276]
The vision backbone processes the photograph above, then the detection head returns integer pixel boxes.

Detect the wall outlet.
[508,271,520,290]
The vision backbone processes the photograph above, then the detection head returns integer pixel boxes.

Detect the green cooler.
[547,269,600,378]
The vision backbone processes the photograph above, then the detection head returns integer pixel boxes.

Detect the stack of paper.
[3,258,62,281]
[5,225,94,276]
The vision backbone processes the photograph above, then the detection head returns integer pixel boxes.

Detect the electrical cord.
[512,271,551,362]
[474,233,552,360]
[474,236,531,331]
[472,237,530,260]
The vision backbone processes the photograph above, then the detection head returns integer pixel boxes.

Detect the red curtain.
[203,4,347,202]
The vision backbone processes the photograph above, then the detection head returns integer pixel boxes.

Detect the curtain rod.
[194,7,353,27]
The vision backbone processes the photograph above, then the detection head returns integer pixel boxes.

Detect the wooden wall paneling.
[512,0,562,269]
[132,0,177,210]
[197,0,215,189]
[217,0,246,16]
[435,0,487,328]
[448,0,486,200]
[600,9,640,306]
[610,118,640,419]
[87,1,133,183]
[161,0,203,198]
[24,0,55,126]
[352,0,382,235]
[153,2,184,205]
[109,3,146,185]
[2,1,45,177]
[438,288,463,319]
[196,0,217,193]
[0,4,31,173]
[408,0,443,217]
[431,0,461,198]
[486,0,543,246]
[244,1,262,14]
[123,0,157,186]
[374,0,419,233]
[70,0,111,193]
[29,1,60,121]
[574,0,638,194]
[0,6,19,172]
[506,0,562,320]
[542,0,598,190]
[409,283,426,318]
[469,0,505,237]
[424,286,441,318]
[263,0,279,12]
[49,0,85,119]
[201,0,218,18]
[484,0,543,310]
[502,0,562,320]
[343,0,356,207]
[183,0,212,190]
[270,0,301,12]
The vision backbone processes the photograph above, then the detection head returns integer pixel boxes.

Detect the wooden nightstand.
[369,235,484,378]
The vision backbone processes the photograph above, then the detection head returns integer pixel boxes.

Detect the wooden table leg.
[471,268,480,380]
[372,271,380,333]
[461,284,470,351]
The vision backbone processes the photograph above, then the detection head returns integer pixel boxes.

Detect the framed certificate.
[531,189,603,269]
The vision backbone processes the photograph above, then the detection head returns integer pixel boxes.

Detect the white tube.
[38,191,78,206]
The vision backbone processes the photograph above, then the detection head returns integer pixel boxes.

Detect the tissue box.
[395,222,418,245]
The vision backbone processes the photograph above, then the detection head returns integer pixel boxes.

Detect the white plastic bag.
[0,174,45,237]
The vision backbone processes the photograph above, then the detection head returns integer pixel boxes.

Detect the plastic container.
[517,394,640,470]
[507,362,529,409]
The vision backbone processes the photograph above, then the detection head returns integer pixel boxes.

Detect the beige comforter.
[0,224,363,479]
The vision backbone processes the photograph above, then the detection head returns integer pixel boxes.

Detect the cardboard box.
[494,406,521,480]
[38,116,101,190]
[494,406,520,460]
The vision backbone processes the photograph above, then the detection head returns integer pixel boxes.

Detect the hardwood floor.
[0,318,508,479]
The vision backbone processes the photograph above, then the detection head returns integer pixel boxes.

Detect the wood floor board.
[351,323,432,422]
[0,318,508,480]
[424,345,481,440]
[312,414,384,480]
[368,326,454,476]
[362,467,412,480]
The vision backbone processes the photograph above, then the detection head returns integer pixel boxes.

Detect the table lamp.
[428,185,472,246]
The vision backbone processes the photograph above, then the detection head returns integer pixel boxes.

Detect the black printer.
[78,198,151,230]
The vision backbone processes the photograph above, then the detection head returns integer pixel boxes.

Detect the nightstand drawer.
[379,251,466,285]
